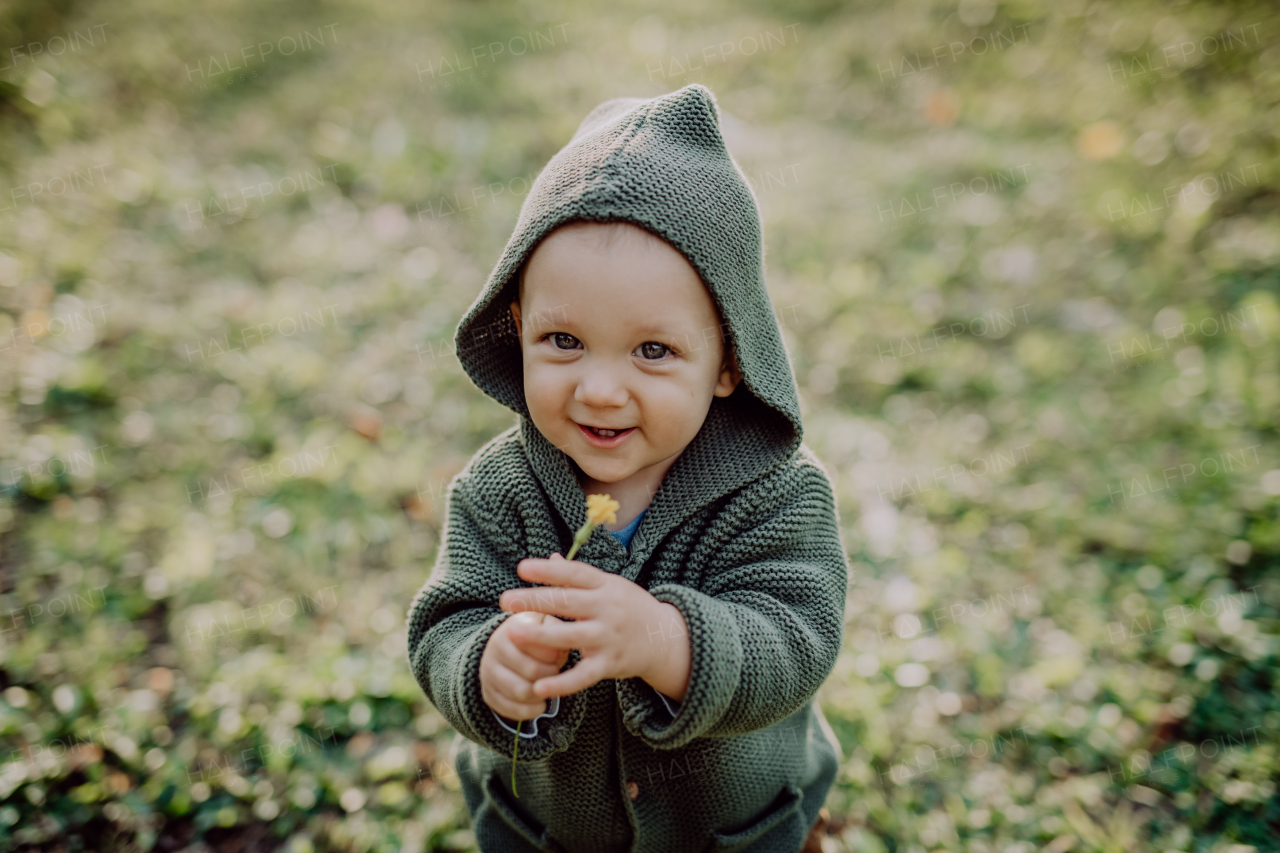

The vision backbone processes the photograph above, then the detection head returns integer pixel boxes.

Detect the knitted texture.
[406,84,849,853]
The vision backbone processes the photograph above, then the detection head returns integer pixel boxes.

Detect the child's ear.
[509,300,523,339]
[713,350,742,398]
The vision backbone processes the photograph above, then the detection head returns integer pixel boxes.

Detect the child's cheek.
[524,366,573,440]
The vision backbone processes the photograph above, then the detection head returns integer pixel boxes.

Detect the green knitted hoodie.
[407,84,848,853]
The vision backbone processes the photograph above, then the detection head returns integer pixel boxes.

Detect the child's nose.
[574,365,629,408]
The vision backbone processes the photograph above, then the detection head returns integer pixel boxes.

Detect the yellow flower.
[566,493,619,561]
[585,494,620,528]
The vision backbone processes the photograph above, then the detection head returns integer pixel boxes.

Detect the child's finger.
[514,638,572,670]
[481,653,547,720]
[496,640,559,683]
[501,585,593,619]
[516,557,605,589]
[493,694,549,722]
[490,660,545,707]
[485,680,547,721]
[500,633,569,679]
[509,616,594,652]
[505,614,576,661]
[509,635,567,666]
[531,657,605,699]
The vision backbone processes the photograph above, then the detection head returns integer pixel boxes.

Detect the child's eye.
[551,333,581,350]
[637,342,670,360]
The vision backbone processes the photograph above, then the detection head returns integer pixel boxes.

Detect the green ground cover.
[0,0,1277,850]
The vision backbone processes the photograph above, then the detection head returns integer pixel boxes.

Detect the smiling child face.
[510,221,741,491]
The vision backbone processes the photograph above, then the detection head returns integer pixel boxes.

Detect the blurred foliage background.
[0,0,1278,850]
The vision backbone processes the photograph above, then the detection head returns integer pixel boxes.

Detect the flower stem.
[512,719,520,797]
[565,526,591,561]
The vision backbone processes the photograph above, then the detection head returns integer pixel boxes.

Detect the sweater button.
[626,780,639,801]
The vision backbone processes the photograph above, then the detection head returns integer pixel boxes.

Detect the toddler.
[408,84,847,853]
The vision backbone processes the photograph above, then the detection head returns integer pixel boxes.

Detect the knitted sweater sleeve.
[488,692,680,733]
[406,470,587,761]
[617,461,847,750]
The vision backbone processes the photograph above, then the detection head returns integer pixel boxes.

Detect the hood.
[453,84,804,529]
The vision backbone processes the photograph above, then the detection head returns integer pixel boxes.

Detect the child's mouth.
[577,423,636,448]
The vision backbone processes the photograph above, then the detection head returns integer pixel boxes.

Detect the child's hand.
[480,611,571,721]
[497,553,690,701]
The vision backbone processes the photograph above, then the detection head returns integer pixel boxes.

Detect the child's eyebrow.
[523,306,706,342]
[522,306,574,331]
[628,323,695,339]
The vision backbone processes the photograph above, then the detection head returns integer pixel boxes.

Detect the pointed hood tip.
[568,83,720,145]
[679,82,719,112]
